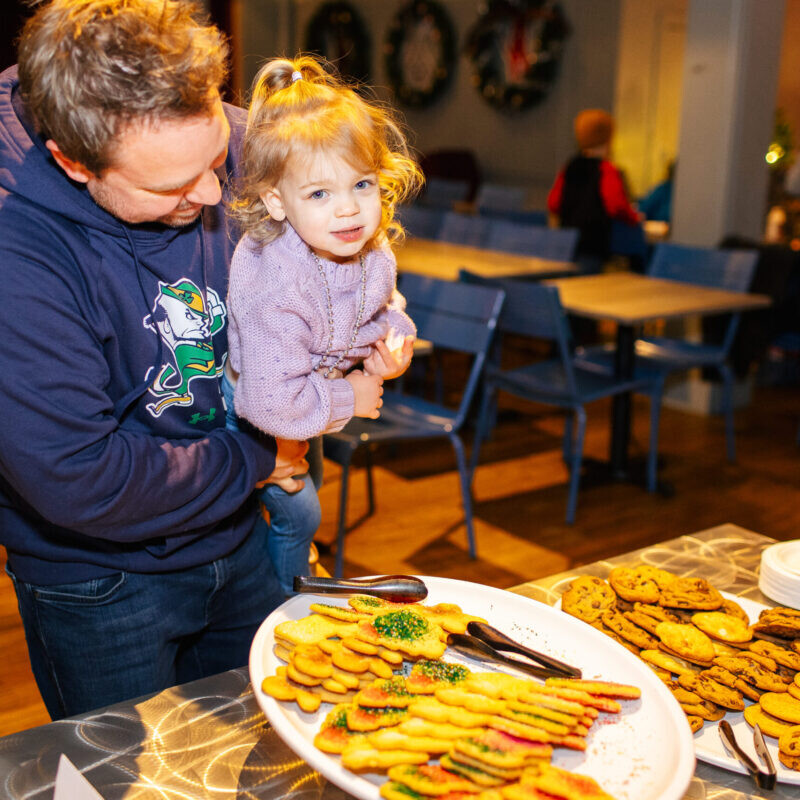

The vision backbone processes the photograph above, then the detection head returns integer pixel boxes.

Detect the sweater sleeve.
[547,170,565,215]
[599,162,641,225]
[231,280,355,440]
[0,227,276,546]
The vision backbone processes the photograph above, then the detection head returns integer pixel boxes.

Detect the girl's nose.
[336,194,359,216]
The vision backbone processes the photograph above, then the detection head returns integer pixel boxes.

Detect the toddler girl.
[224,55,422,593]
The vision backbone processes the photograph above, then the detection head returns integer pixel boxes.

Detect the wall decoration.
[465,0,570,113]
[384,1,457,109]
[305,2,370,85]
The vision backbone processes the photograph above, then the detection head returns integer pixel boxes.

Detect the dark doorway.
[1,1,32,72]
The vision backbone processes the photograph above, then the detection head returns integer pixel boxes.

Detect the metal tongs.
[718,720,777,790]
[446,621,581,680]
[293,574,428,603]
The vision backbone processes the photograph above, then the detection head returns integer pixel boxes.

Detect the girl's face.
[262,150,382,263]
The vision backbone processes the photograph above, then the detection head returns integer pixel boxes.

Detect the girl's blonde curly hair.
[230,55,423,247]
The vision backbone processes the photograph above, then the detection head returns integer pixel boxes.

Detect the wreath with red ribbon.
[465,0,570,113]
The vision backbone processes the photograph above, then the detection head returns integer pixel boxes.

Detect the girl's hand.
[363,336,414,380]
[345,370,384,418]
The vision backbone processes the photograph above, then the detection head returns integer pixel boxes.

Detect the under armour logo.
[189,408,217,425]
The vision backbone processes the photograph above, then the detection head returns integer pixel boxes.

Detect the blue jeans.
[221,373,322,596]
[7,526,284,720]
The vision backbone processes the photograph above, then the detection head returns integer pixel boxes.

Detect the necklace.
[311,251,367,378]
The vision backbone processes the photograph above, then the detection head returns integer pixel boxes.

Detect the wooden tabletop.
[546,272,771,325]
[395,237,577,281]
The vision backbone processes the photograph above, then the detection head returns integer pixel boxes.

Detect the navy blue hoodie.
[0,66,277,584]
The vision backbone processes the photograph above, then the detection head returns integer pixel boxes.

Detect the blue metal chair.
[438,211,493,248]
[322,274,505,577]
[462,272,657,524]
[475,183,527,213]
[478,207,549,227]
[418,177,471,209]
[396,204,446,239]
[575,242,759,488]
[485,220,579,261]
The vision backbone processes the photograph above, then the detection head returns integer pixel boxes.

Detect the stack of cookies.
[561,564,800,771]
[261,594,642,800]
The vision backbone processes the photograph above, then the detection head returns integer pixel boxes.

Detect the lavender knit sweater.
[227,225,416,439]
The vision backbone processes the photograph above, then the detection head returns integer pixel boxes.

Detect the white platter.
[249,576,695,800]
[691,593,800,785]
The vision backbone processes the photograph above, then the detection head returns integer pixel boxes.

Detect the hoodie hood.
[0,66,131,235]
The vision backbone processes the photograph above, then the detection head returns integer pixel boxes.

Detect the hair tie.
[291,71,302,83]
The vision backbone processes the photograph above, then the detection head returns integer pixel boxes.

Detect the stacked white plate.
[759,540,800,609]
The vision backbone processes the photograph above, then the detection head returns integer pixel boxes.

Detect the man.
[0,0,307,719]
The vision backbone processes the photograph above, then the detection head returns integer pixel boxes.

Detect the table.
[546,272,771,479]
[0,523,789,799]
[395,237,576,281]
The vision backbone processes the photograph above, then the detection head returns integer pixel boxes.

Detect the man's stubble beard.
[87,181,203,228]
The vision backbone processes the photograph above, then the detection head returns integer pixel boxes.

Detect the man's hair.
[17,0,229,174]
[230,54,422,247]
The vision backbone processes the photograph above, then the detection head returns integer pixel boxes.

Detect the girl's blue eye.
[310,190,325,200]
[355,180,370,190]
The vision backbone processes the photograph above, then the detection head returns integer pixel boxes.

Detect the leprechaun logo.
[142,278,225,418]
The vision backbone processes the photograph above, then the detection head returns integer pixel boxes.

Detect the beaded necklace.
[311,251,367,378]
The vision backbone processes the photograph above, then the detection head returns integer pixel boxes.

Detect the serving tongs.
[718,720,777,790]
[446,622,581,680]
[467,621,582,679]
[293,575,428,603]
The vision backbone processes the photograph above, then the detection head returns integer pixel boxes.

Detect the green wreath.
[384,1,457,109]
[465,0,570,113]
[305,2,371,85]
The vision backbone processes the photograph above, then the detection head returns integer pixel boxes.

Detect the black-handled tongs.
[445,622,581,680]
[293,575,428,603]
[718,720,777,790]
[467,621,582,678]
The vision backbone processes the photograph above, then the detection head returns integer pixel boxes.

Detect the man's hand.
[363,336,414,380]
[256,438,309,493]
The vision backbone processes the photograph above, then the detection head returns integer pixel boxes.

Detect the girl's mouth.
[332,226,364,243]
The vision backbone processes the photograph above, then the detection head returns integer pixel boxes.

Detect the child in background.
[547,108,641,274]
[224,55,421,593]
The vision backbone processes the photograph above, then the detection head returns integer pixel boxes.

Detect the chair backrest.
[648,242,759,352]
[418,177,470,209]
[458,270,578,395]
[396,204,446,239]
[478,207,549,227]
[485,220,579,260]
[438,211,493,248]
[609,220,649,260]
[647,242,758,292]
[475,183,527,213]
[397,272,505,425]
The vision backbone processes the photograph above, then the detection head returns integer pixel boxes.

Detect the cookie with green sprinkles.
[355,610,446,659]
[405,660,470,694]
[309,602,372,623]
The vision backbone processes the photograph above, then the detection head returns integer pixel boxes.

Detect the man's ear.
[260,188,286,221]
[45,140,94,184]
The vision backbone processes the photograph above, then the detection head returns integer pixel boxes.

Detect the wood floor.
[1,380,798,737]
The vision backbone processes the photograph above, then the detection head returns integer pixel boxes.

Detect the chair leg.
[647,376,665,493]
[719,363,736,462]
[365,445,376,516]
[334,449,354,578]
[562,413,574,463]
[469,383,495,483]
[565,408,586,525]
[451,433,477,559]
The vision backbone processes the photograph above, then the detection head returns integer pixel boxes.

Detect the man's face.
[263,151,382,263]
[86,97,230,227]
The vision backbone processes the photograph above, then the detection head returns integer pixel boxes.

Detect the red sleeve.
[599,162,640,225]
[547,170,565,215]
